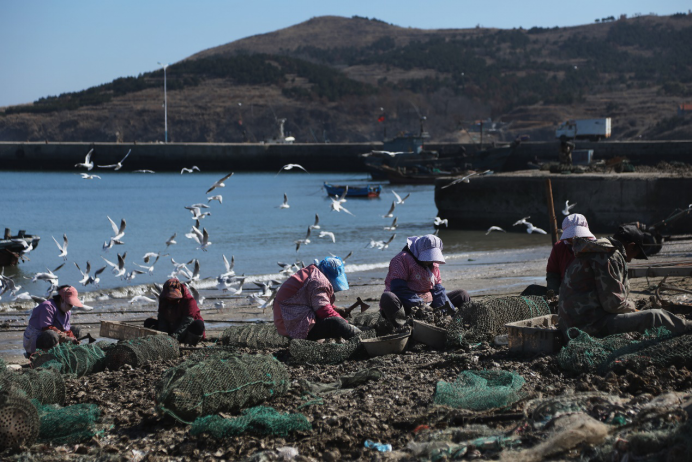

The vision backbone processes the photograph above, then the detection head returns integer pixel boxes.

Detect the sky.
[1,0,689,108]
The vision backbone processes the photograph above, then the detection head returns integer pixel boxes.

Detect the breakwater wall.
[435,171,692,234]
[0,140,689,172]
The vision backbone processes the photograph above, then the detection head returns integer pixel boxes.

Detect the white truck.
[555,118,611,141]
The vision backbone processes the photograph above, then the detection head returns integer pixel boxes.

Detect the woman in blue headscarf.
[273,256,361,340]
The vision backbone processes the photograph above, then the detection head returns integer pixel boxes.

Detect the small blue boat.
[324,182,382,198]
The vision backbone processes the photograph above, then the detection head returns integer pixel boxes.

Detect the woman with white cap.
[273,256,361,341]
[380,234,470,329]
[23,285,84,356]
[546,214,596,294]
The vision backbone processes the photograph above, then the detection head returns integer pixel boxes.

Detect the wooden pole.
[545,178,559,245]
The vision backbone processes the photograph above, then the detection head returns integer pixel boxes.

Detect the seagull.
[294,227,312,252]
[98,149,131,170]
[187,284,205,306]
[334,187,349,204]
[276,164,309,175]
[102,238,124,251]
[278,262,299,275]
[441,172,479,189]
[216,276,236,292]
[107,216,127,241]
[318,231,336,243]
[562,200,577,216]
[260,289,278,312]
[231,277,247,295]
[382,201,396,218]
[75,149,94,170]
[384,217,398,231]
[220,255,235,278]
[133,169,155,173]
[343,251,353,262]
[513,217,547,234]
[392,190,411,204]
[189,203,210,209]
[189,227,212,251]
[11,237,39,257]
[31,263,64,283]
[80,173,101,180]
[181,166,200,174]
[208,195,223,204]
[279,193,290,209]
[369,234,397,250]
[135,257,159,276]
[74,261,105,287]
[124,269,145,281]
[486,226,506,235]
[309,214,320,230]
[433,217,448,227]
[206,172,234,194]
[102,252,127,279]
[371,151,403,157]
[185,206,212,220]
[143,252,168,264]
[214,301,225,312]
[129,295,157,304]
[330,197,354,215]
[51,234,68,260]
[165,232,177,248]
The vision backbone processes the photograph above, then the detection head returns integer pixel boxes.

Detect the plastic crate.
[505,314,561,355]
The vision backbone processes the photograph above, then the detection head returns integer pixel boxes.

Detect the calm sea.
[0,170,552,297]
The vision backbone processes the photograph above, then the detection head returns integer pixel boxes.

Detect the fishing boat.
[0,228,40,266]
[324,182,382,198]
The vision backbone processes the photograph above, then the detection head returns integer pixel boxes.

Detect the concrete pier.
[435,171,692,234]
[0,140,689,172]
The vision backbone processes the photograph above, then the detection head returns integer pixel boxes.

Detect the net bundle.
[523,392,624,428]
[31,343,107,377]
[0,390,40,450]
[190,406,311,438]
[105,334,180,370]
[220,324,290,349]
[155,353,290,423]
[433,370,526,411]
[447,296,551,347]
[557,327,690,375]
[289,329,376,365]
[352,311,392,336]
[0,367,65,405]
[34,401,101,445]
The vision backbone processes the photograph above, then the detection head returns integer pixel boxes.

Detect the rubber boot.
[183,330,204,346]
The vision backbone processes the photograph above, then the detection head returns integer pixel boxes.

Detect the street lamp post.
[157,62,169,143]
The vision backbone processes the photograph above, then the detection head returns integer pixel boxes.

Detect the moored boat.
[0,228,40,266]
[324,183,382,198]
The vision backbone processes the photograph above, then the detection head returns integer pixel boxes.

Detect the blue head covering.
[316,256,349,292]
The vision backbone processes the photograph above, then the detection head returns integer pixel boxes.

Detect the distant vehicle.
[556,118,611,141]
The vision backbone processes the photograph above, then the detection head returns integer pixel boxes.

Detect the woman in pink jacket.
[273,256,361,340]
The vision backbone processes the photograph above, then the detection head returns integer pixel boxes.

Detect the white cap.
[561,214,595,240]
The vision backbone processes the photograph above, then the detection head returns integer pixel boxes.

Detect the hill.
[1,14,690,143]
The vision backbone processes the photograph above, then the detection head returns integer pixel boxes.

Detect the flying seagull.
[181,166,200,174]
[208,195,223,204]
[276,164,309,175]
[513,217,547,234]
[486,226,506,235]
[75,149,95,170]
[80,173,101,180]
[392,190,411,204]
[206,172,234,194]
[382,201,396,218]
[309,213,320,230]
[562,200,577,216]
[278,193,290,209]
[433,216,448,227]
[51,234,68,260]
[98,149,131,170]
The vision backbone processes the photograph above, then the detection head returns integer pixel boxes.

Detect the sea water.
[0,170,552,298]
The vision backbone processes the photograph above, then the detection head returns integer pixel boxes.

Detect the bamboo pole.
[545,178,559,245]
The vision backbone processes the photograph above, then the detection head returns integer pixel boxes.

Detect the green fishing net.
[0,389,40,450]
[557,327,690,375]
[447,296,551,347]
[105,334,180,370]
[0,366,65,405]
[433,370,526,411]
[155,353,290,423]
[289,329,376,365]
[220,324,290,349]
[31,343,107,377]
[33,401,101,445]
[190,406,311,438]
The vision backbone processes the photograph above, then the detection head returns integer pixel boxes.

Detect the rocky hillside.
[1,14,690,143]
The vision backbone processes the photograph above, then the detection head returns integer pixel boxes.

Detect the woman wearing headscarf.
[23,285,84,356]
[380,234,470,329]
[144,278,205,345]
[273,256,361,340]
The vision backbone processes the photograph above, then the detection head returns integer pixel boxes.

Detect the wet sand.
[1,239,689,365]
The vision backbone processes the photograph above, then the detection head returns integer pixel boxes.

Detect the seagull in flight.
[74,261,105,287]
[384,217,398,231]
[129,295,157,304]
[486,226,506,235]
[165,233,177,248]
[513,217,547,234]
[318,231,336,243]
[107,216,127,241]
[433,217,448,227]
[31,263,64,283]
[295,227,312,252]
[441,172,479,189]
[392,190,411,204]
[330,197,354,215]
[12,237,40,258]
[185,206,212,220]
[371,151,403,157]
[208,195,223,204]
[309,214,320,230]
[369,234,397,250]
[562,200,577,216]
[206,172,234,194]
[279,193,290,209]
[512,216,532,227]
[276,164,309,175]
[382,201,396,218]
[181,166,200,174]
[102,252,127,278]
[219,254,235,278]
[51,234,68,260]
[190,227,213,251]
[98,149,131,170]
[133,169,155,173]
[80,173,101,180]
[75,149,94,170]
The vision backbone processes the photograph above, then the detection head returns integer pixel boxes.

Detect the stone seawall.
[434,171,692,234]
[0,140,689,172]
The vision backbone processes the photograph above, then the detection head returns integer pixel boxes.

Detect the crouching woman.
[144,278,205,345]
[23,285,84,356]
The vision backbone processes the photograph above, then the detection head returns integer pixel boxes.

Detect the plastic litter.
[364,439,392,452]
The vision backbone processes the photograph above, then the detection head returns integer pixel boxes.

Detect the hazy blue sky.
[1,0,689,107]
